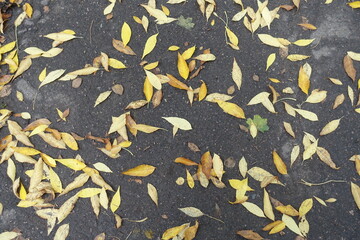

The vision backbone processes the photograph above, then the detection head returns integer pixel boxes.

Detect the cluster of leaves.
[0,0,360,240]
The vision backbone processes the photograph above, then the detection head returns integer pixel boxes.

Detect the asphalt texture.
[0,0,360,239]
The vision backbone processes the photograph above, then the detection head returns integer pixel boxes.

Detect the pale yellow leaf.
[162,117,192,130]
[94,91,112,107]
[54,223,69,240]
[193,53,216,61]
[57,195,79,223]
[287,54,310,61]
[263,189,275,221]
[144,69,162,90]
[186,169,194,188]
[239,157,247,178]
[242,202,266,218]
[147,183,158,206]
[282,214,303,236]
[56,158,87,171]
[7,158,16,182]
[305,89,327,103]
[295,108,318,121]
[266,53,276,71]
[179,207,204,217]
[347,51,360,61]
[290,145,300,167]
[49,167,63,193]
[258,34,284,48]
[232,58,242,90]
[93,162,113,173]
[142,33,158,59]
[320,118,341,136]
[61,132,78,150]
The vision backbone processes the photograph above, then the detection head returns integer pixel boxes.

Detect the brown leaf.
[152,90,162,108]
[71,78,82,88]
[112,39,136,55]
[333,94,345,109]
[112,84,124,95]
[236,230,263,240]
[344,55,356,81]
[316,147,339,169]
[188,142,200,152]
[0,85,12,97]
[200,151,213,179]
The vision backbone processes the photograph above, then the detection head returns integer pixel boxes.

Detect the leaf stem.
[204,214,224,223]
[300,179,346,187]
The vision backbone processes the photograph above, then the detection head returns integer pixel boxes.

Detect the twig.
[300,179,346,187]
[89,20,94,44]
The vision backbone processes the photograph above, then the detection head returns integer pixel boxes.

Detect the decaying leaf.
[320,118,341,136]
[316,147,339,169]
[236,230,264,240]
[344,54,356,81]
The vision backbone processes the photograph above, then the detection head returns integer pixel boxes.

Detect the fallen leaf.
[242,202,266,218]
[147,183,158,206]
[320,118,341,136]
[351,182,360,209]
[236,230,263,240]
[54,223,69,240]
[316,147,339,169]
[298,65,310,94]
[298,23,317,30]
[162,223,189,240]
[94,91,112,107]
[263,189,275,221]
[273,150,288,175]
[217,101,245,119]
[266,53,276,71]
[276,205,299,216]
[121,22,131,46]
[142,33,158,59]
[179,207,204,217]
[122,164,156,177]
[110,186,121,212]
[186,169,195,188]
[232,58,242,90]
[344,55,356,81]
[282,214,303,236]
[112,39,136,55]
[299,198,313,217]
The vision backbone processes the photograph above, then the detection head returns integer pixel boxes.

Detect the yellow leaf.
[94,91,112,107]
[232,58,242,90]
[168,45,180,51]
[298,23,317,30]
[287,54,310,61]
[142,33,158,59]
[247,167,283,185]
[282,214,303,236]
[258,34,284,48]
[217,101,245,119]
[103,2,115,15]
[12,147,40,156]
[182,46,196,60]
[174,157,198,166]
[193,53,216,62]
[125,100,148,110]
[0,232,20,240]
[49,167,63,193]
[212,153,223,181]
[147,183,158,206]
[273,150,288,175]
[226,27,239,49]
[320,118,341,136]
[143,61,159,70]
[133,124,162,133]
[316,147,339,169]
[23,3,33,18]
[236,230,263,240]
[198,80,207,101]
[348,1,360,8]
[39,69,66,88]
[239,157,247,178]
[263,189,275,221]
[276,205,299,216]
[0,41,16,54]
[186,169,195,188]
[314,196,327,206]
[110,186,121,212]
[57,194,79,223]
[93,162,113,173]
[266,53,276,71]
[347,51,360,61]
[299,198,313,217]
[13,57,32,79]
[298,65,310,94]
[242,202,266,218]
[61,132,79,150]
[269,221,286,234]
[144,69,162,90]
[167,73,190,90]
[269,78,280,83]
[133,16,142,24]
[121,22,131,47]
[99,187,109,209]
[161,5,170,15]
[44,32,77,42]
[56,158,87,171]
[60,173,89,196]
[77,188,102,198]
[162,224,189,240]
[122,164,156,177]
[292,39,315,46]
[108,58,126,69]
[143,77,154,102]
[184,221,199,240]
[305,89,327,103]
[178,52,189,80]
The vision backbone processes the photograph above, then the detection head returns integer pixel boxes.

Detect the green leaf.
[246,115,269,133]
[177,16,195,30]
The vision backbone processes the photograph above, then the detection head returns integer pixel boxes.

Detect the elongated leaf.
[142,33,158,59]
[232,58,242,90]
[122,164,156,177]
[110,186,121,212]
[179,207,204,217]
